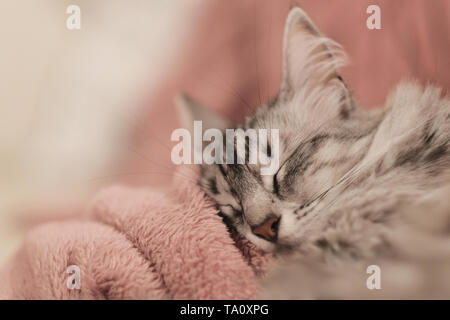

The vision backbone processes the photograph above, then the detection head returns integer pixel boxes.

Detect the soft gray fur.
[178,7,450,298]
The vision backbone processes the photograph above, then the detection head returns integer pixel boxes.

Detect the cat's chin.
[242,231,278,252]
[247,237,296,254]
[253,240,277,253]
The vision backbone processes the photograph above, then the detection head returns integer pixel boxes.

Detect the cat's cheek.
[277,212,304,245]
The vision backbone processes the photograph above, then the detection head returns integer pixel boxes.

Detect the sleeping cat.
[177,6,450,298]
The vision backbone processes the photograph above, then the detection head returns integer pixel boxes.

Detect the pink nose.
[251,217,280,242]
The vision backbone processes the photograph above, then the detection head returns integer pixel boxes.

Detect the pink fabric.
[0,166,271,299]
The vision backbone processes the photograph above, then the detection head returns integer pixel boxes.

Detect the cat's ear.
[175,94,230,132]
[279,6,348,102]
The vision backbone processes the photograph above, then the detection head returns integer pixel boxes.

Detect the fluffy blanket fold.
[0,167,271,299]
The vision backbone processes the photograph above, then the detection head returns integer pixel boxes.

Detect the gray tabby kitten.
[178,7,450,298]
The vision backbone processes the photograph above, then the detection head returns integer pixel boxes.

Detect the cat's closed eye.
[219,204,242,218]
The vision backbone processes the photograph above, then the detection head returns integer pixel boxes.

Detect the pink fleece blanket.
[0,167,271,299]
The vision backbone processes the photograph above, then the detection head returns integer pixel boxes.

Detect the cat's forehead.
[248,94,338,130]
[244,98,338,158]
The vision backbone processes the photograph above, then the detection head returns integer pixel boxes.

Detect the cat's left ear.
[279,6,350,104]
[175,94,230,133]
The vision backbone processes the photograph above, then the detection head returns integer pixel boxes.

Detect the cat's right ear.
[279,6,347,102]
[175,94,230,133]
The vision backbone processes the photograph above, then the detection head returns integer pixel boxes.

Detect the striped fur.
[190,7,450,297]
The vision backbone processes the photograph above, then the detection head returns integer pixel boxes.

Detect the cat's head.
[176,7,368,252]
